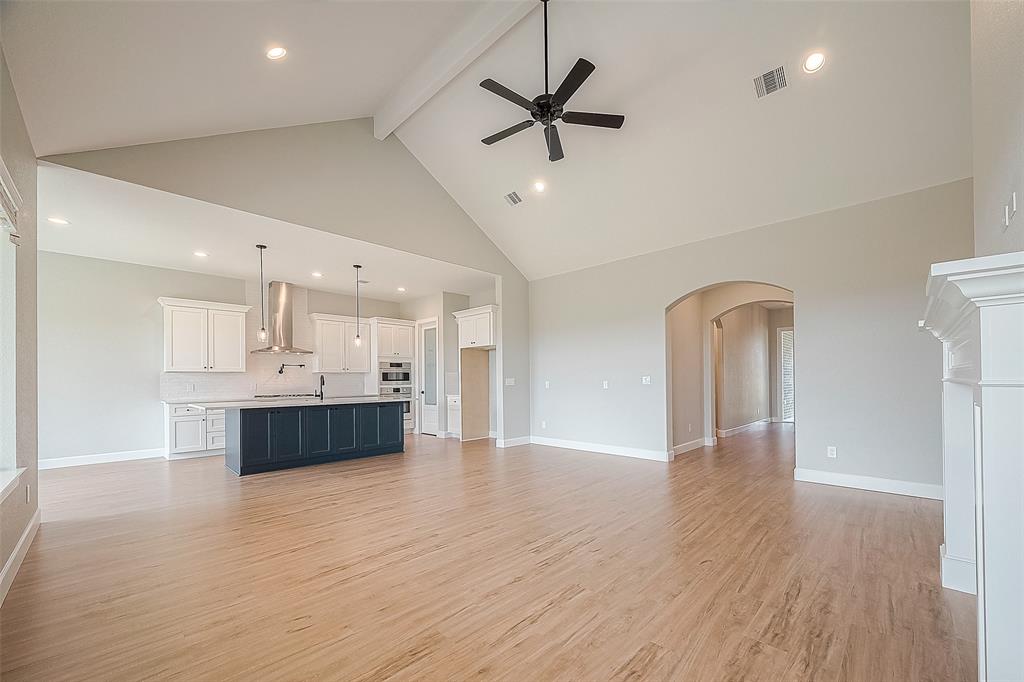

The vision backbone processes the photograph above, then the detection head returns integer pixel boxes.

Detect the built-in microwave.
[379,361,412,386]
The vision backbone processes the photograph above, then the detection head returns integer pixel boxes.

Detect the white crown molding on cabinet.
[157,297,251,314]
[373,0,534,140]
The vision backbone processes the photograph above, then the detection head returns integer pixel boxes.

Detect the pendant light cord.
[543,0,549,94]
[257,244,267,335]
[354,265,362,339]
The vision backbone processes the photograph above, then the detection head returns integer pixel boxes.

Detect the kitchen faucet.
[316,374,326,401]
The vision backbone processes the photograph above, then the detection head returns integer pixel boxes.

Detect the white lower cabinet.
[165,405,226,459]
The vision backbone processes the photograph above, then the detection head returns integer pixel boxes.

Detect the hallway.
[2,426,974,681]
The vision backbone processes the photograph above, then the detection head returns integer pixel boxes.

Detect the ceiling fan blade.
[551,58,595,107]
[479,78,534,110]
[561,111,625,129]
[544,124,564,162]
[481,120,536,145]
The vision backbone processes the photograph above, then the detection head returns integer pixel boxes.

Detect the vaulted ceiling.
[4,1,972,281]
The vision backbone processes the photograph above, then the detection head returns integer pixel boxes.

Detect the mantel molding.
[921,251,1024,341]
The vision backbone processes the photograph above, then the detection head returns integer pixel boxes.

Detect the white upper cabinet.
[159,298,251,373]
[311,314,372,373]
[453,305,498,349]
[375,320,414,359]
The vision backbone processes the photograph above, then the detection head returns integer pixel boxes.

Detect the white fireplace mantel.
[922,250,1024,682]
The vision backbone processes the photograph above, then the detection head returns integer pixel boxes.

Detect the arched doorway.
[665,282,794,456]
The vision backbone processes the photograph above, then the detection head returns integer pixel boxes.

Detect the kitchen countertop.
[186,395,399,410]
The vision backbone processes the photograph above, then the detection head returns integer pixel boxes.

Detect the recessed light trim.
[47,217,70,225]
[534,181,546,193]
[266,46,287,61]
[193,251,208,258]
[312,272,323,278]
[803,52,825,74]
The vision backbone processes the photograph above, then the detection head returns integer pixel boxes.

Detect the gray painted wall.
[667,292,704,446]
[44,118,531,441]
[0,43,38,572]
[717,303,770,431]
[531,180,973,485]
[970,0,1024,256]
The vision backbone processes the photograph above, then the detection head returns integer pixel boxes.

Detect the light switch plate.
[504,377,516,386]
[602,380,609,389]
[544,380,550,389]
[641,375,651,385]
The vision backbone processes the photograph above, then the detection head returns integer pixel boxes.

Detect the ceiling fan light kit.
[479,0,624,162]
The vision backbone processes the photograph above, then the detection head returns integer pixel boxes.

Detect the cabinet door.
[330,405,358,454]
[378,324,394,358]
[357,404,381,449]
[474,313,492,347]
[393,325,414,358]
[316,320,345,373]
[345,322,371,372]
[207,309,246,372]
[271,408,305,462]
[242,409,272,465]
[165,306,208,371]
[458,316,475,348]
[304,406,332,459]
[170,416,206,453]
[379,402,403,448]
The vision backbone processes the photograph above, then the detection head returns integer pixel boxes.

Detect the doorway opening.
[416,318,440,436]
[665,282,795,456]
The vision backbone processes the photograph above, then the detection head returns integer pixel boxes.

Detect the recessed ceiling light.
[803,52,825,74]
[193,251,208,258]
[312,272,323,278]
[47,217,70,225]
[266,46,287,61]
[534,181,546,192]
[397,287,406,293]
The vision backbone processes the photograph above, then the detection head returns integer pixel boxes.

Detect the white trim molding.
[39,447,165,470]
[940,544,977,595]
[165,449,224,462]
[703,436,718,447]
[672,438,705,455]
[531,436,673,462]
[716,418,770,438]
[496,436,530,448]
[1,508,39,607]
[0,467,25,504]
[793,468,943,500]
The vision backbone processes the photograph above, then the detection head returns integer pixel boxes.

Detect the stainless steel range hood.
[251,281,313,354]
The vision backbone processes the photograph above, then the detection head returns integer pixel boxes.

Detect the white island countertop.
[187,395,398,410]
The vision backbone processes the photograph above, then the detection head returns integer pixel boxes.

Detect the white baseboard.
[672,438,705,455]
[39,447,165,470]
[165,449,224,461]
[793,468,943,500]
[716,418,770,437]
[496,436,530,448]
[531,436,672,462]
[1,508,40,607]
[488,430,497,439]
[704,436,718,447]
[940,544,977,594]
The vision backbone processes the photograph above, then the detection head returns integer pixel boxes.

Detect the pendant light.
[353,264,363,347]
[256,244,269,343]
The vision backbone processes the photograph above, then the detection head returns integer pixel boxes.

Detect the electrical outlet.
[602,380,609,389]
[641,375,651,385]
[544,380,550,389]
[26,483,31,504]
[827,446,837,459]
[505,377,516,386]
[688,423,692,433]
[541,420,547,429]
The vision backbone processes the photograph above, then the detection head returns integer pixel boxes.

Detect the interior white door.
[316,320,345,372]
[781,329,795,422]
[207,309,246,372]
[394,325,414,358]
[419,323,439,435]
[345,322,371,372]
[165,306,208,371]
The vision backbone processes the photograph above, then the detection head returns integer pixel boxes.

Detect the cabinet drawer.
[206,431,226,450]
[206,414,226,432]
[171,405,202,416]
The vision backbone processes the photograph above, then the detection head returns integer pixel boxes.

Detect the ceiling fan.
[479,0,624,162]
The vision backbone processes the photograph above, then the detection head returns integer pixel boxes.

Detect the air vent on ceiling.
[504,191,523,206]
[753,66,787,98]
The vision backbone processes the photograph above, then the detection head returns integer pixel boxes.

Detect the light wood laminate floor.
[1,424,975,681]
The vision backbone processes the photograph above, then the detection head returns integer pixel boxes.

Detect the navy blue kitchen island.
[192,398,404,476]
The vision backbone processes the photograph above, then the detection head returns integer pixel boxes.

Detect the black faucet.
[316,374,326,401]
[278,363,305,374]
